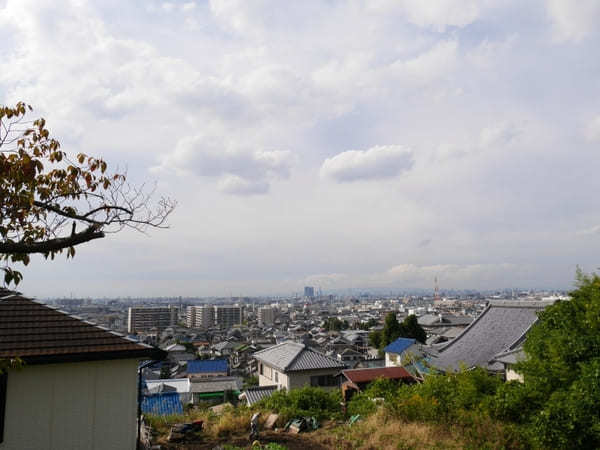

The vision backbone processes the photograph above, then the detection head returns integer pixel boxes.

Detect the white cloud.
[320,145,414,182]
[218,175,269,195]
[546,0,600,42]
[303,263,524,291]
[368,0,483,31]
[479,122,521,149]
[584,115,600,142]
[155,134,294,194]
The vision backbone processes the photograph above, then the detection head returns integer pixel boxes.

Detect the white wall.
[505,366,524,383]
[257,364,339,391]
[1,358,140,450]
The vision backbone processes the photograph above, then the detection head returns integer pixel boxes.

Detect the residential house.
[339,367,416,401]
[239,385,278,406]
[186,359,229,379]
[253,341,346,390]
[0,288,164,450]
[429,300,555,374]
[384,337,421,367]
[190,376,242,404]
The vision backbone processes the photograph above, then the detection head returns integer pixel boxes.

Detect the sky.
[1,0,600,298]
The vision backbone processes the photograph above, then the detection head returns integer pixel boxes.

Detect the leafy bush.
[347,392,377,417]
[256,386,341,421]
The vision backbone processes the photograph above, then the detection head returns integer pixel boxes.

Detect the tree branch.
[0,226,105,255]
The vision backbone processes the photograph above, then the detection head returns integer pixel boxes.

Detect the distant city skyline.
[2,1,599,297]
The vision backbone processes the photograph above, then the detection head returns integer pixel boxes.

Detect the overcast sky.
[2,0,600,298]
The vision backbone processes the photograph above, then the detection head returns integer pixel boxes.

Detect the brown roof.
[0,288,164,364]
[341,366,415,384]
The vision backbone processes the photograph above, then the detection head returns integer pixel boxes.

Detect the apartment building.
[127,305,178,333]
[257,306,275,327]
[214,305,243,329]
[186,305,215,329]
[186,305,243,329]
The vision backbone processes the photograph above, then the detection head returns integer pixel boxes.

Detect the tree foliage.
[508,270,600,449]
[370,313,427,351]
[0,103,176,285]
[323,317,349,332]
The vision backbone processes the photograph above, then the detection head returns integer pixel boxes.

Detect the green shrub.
[257,386,341,421]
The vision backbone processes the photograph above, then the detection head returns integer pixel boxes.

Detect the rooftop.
[241,385,278,406]
[430,300,554,372]
[0,288,163,364]
[187,359,229,373]
[383,337,416,355]
[341,366,415,384]
[253,341,346,372]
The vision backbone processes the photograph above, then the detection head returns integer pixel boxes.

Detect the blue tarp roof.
[384,337,416,354]
[141,392,183,416]
[187,359,228,373]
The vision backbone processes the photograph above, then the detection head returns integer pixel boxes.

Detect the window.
[0,373,6,443]
[259,363,263,375]
[274,371,278,383]
[310,374,337,387]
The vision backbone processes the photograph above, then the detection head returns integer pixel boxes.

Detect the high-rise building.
[128,306,177,333]
[304,286,315,298]
[214,305,243,328]
[186,305,215,329]
[257,306,275,327]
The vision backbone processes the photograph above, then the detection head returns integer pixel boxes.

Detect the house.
[253,341,346,390]
[384,337,421,367]
[429,300,555,373]
[339,367,416,401]
[0,288,165,450]
[491,348,526,382]
[337,348,363,365]
[186,359,229,379]
[239,385,278,406]
[190,376,242,404]
[145,378,192,405]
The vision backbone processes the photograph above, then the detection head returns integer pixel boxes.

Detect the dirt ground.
[160,429,331,450]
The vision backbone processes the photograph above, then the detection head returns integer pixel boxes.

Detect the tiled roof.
[242,385,278,406]
[384,337,416,354]
[187,359,228,373]
[253,341,346,372]
[0,288,163,364]
[430,300,554,372]
[342,367,415,384]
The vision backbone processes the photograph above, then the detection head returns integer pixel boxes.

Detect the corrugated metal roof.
[342,367,414,384]
[190,377,241,393]
[187,359,228,373]
[146,378,190,394]
[141,392,183,416]
[253,341,346,372]
[383,338,416,355]
[242,385,278,406]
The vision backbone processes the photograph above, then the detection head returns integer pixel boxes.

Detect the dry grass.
[311,409,464,450]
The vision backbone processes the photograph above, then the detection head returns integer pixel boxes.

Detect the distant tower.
[434,277,441,304]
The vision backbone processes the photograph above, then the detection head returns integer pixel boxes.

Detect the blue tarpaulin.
[141,392,183,416]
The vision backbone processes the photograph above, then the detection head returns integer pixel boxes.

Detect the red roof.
[0,289,164,364]
[342,366,414,384]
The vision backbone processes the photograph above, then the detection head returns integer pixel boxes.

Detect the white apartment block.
[186,305,215,329]
[186,305,243,329]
